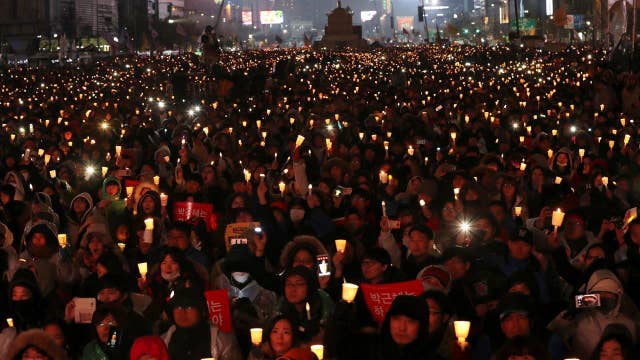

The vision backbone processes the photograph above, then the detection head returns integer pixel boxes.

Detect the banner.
[205,290,233,333]
[172,201,215,229]
[361,280,424,324]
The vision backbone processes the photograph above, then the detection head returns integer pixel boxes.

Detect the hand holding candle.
[552,208,565,234]
[57,234,67,248]
[342,283,359,303]
[454,320,471,350]
[306,302,311,320]
[138,262,148,279]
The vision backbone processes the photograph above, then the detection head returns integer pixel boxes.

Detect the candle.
[547,149,553,159]
[203,127,209,136]
[608,140,615,150]
[243,169,251,183]
[552,208,565,233]
[57,234,67,247]
[279,181,286,194]
[554,176,562,185]
[335,239,347,253]
[451,132,457,141]
[101,167,108,177]
[407,145,414,156]
[358,132,364,141]
[454,320,471,348]
[624,134,631,145]
[306,302,311,320]
[44,154,51,165]
[160,193,168,207]
[514,206,522,217]
[6,318,13,327]
[153,175,160,185]
[519,161,527,172]
[144,218,154,230]
[250,328,263,346]
[381,201,387,217]
[342,283,359,303]
[115,145,122,157]
[552,129,558,136]
[310,345,324,360]
[454,188,460,200]
[126,186,134,197]
[117,242,126,251]
[379,170,388,184]
[49,170,56,179]
[295,135,305,148]
[308,184,312,196]
[137,262,148,278]
[602,177,609,187]
[578,148,585,159]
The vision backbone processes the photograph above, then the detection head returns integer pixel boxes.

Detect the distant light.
[570,125,576,133]
[113,36,119,43]
[85,166,96,177]
[158,101,165,109]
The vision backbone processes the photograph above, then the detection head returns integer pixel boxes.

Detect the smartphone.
[575,294,601,309]
[106,327,121,348]
[317,255,330,276]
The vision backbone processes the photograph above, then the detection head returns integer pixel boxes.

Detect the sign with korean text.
[172,202,214,228]
[361,280,424,324]
[205,289,233,333]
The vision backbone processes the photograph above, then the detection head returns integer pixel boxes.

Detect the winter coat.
[6,329,68,360]
[161,324,242,360]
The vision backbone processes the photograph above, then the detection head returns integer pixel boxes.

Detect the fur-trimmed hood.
[6,329,68,360]
[279,234,329,270]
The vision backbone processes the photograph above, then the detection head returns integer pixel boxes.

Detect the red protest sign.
[205,289,233,333]
[172,201,215,229]
[124,179,140,188]
[360,280,424,324]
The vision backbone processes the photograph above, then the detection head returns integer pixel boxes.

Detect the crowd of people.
[0,44,640,360]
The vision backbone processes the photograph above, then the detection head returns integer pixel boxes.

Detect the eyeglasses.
[97,321,115,327]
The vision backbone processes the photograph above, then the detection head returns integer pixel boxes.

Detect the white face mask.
[290,209,305,222]
[161,270,180,282]
[231,272,250,284]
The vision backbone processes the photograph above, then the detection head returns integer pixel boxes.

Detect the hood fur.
[6,329,68,360]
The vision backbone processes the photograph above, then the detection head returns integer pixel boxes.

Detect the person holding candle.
[421,290,456,360]
[213,244,277,356]
[398,224,440,279]
[279,266,334,344]
[139,247,206,324]
[549,148,574,180]
[247,315,314,360]
[334,295,431,360]
[96,176,127,227]
[65,192,94,248]
[161,286,242,360]
[6,268,46,332]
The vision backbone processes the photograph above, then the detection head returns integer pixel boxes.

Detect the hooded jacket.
[5,329,68,360]
[4,171,29,202]
[554,270,640,360]
[99,176,127,229]
[67,192,94,247]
